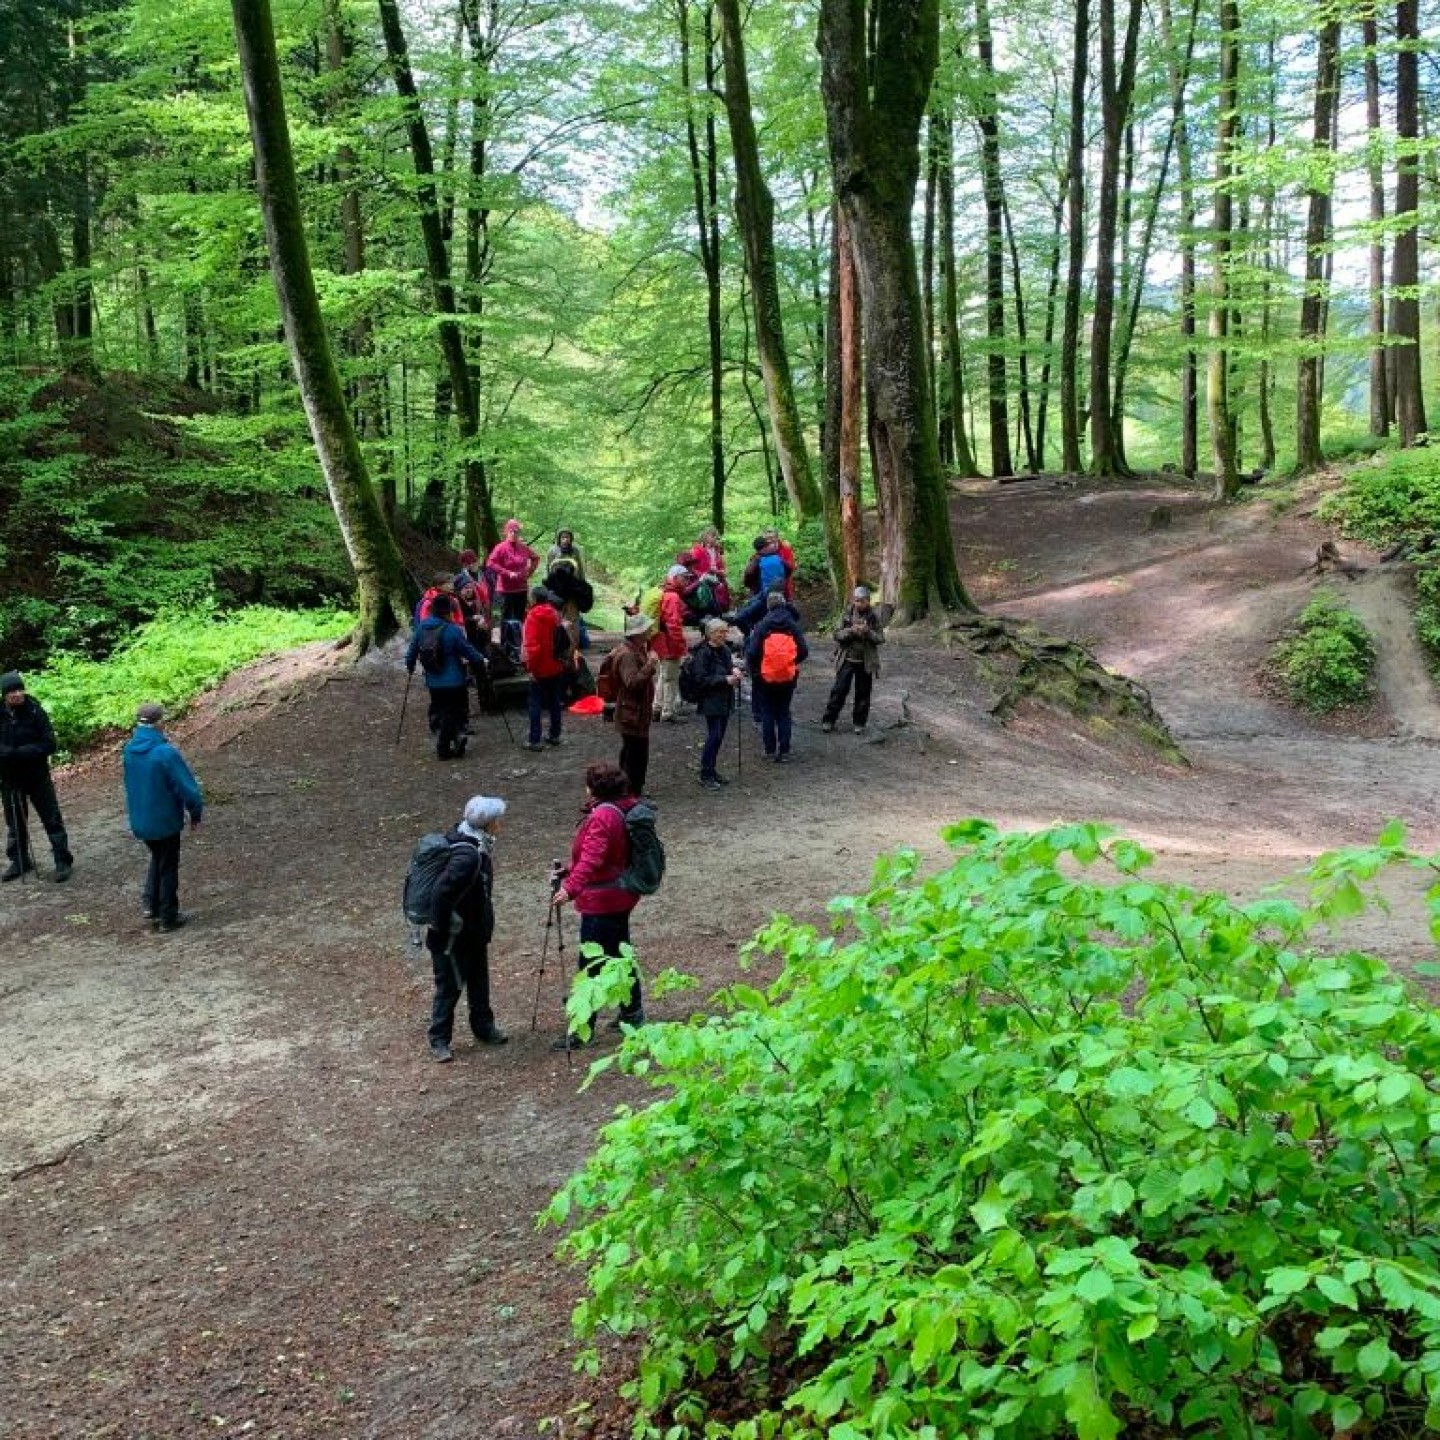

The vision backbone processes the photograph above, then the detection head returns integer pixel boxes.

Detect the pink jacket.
[487,537,539,594]
[563,799,638,915]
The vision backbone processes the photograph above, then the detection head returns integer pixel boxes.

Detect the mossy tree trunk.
[232,0,409,653]
[817,0,971,623]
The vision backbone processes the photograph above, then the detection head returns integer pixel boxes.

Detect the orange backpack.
[760,630,799,683]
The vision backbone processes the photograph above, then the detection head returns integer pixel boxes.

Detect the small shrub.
[546,821,1440,1440]
[1274,591,1375,711]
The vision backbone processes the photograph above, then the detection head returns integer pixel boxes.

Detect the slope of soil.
[5,473,1440,1438]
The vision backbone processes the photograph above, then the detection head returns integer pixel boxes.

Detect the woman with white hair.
[426,794,509,1062]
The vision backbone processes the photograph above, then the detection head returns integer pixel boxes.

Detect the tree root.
[1305,540,1366,580]
[945,612,1186,763]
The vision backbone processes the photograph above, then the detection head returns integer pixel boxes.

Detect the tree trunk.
[1088,0,1142,477]
[1060,0,1089,474]
[1208,0,1240,499]
[714,0,821,522]
[232,0,409,653]
[1002,194,1037,472]
[1390,0,1426,447]
[1362,13,1389,435]
[974,0,1012,478]
[375,0,498,548]
[1295,17,1340,473]
[818,0,971,621]
[1033,182,1067,471]
[937,107,979,478]
[836,205,865,590]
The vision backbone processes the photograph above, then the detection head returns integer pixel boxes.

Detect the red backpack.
[760,631,799,684]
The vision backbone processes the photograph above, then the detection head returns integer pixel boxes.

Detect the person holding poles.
[821,585,886,736]
[0,671,73,882]
[692,618,741,791]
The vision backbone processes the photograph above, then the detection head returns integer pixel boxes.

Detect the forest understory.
[5,471,1440,1438]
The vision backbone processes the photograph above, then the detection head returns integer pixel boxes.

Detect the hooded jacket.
[123,724,204,841]
[405,617,486,690]
[562,797,639,916]
[0,695,58,779]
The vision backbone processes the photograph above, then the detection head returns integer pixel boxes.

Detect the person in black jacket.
[692,619,741,790]
[426,794,510,1062]
[0,672,73,882]
[744,593,809,763]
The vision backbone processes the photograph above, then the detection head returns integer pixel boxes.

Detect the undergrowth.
[35,606,353,753]
[1273,591,1376,712]
[546,820,1440,1440]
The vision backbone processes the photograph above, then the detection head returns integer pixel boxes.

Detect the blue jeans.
[701,713,729,779]
[756,679,797,756]
[528,674,565,743]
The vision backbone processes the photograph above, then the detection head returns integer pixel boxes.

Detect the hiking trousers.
[755,679,797,756]
[141,832,183,923]
[428,928,495,1044]
[618,734,650,798]
[823,662,873,729]
[3,771,72,869]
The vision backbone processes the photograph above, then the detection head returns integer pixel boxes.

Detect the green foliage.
[1273,591,1376,712]
[34,605,353,753]
[546,820,1440,1439]
[1319,447,1440,549]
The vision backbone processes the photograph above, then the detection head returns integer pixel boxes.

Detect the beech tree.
[231,0,409,651]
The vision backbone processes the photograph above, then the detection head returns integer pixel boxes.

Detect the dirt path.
[5,475,1440,1438]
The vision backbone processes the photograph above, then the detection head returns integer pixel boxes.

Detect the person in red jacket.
[520,586,567,751]
[650,565,690,722]
[550,761,645,1047]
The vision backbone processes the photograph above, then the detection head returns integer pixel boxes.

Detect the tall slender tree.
[1362,9,1389,437]
[973,0,1013,477]
[1208,0,1241,498]
[1060,0,1089,474]
[1389,0,1426,446]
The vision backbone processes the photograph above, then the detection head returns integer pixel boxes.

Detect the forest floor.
[6,470,1440,1439]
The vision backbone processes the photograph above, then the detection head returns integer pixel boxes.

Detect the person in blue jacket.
[123,702,204,932]
[405,593,488,761]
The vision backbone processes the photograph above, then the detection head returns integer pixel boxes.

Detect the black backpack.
[678,642,704,705]
[403,833,454,926]
[552,619,574,663]
[417,623,446,675]
[601,801,666,895]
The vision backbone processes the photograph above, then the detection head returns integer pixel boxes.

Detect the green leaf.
[1375,1073,1411,1105]
[1076,1268,1116,1304]
[970,1185,1010,1234]
[1126,1312,1159,1343]
[1315,1275,1359,1310]
[1064,1369,1122,1440]
[1354,1336,1395,1380]
[1264,1267,1313,1298]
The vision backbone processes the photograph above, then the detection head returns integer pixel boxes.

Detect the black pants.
[142,832,183,922]
[427,927,495,1044]
[823,663,874,728]
[579,910,643,1021]
[527,674,564,744]
[426,684,469,757]
[755,679,797,756]
[500,592,528,624]
[618,733,650,797]
[3,770,72,869]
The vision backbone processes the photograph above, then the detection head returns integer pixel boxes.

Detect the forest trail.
[6,473,1440,1438]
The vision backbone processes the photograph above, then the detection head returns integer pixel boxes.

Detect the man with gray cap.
[607,612,658,796]
[820,585,885,736]
[123,703,204,930]
[426,794,509,1061]
[0,671,72,882]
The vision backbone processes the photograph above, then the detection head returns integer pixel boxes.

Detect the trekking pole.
[395,668,414,746]
[735,673,744,781]
[4,783,32,882]
[531,860,565,1029]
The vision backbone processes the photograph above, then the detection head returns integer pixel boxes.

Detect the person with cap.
[608,612,658,797]
[821,585,886,736]
[744,592,810,763]
[0,672,73,882]
[520,586,568,751]
[550,761,647,1048]
[122,702,204,931]
[691,617,742,790]
[405,593,488,761]
[545,528,586,582]
[425,794,509,1062]
[486,518,540,626]
[650,565,690,722]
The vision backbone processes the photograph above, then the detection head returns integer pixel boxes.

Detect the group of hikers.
[403,519,886,794]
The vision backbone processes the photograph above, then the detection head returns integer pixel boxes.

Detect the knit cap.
[0,671,23,695]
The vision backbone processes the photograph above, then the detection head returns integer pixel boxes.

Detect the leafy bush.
[1318,447,1440,548]
[546,821,1440,1440]
[34,605,353,752]
[1274,592,1376,712]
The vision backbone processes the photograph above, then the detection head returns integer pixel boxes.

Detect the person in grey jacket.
[820,585,885,736]
[123,702,204,931]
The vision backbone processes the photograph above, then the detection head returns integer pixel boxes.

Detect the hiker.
[545,528,586,581]
[455,577,491,654]
[821,585,886,736]
[0,671,73,883]
[425,794,509,1062]
[520,586,568,751]
[733,531,796,635]
[682,526,726,581]
[454,547,484,590]
[122,702,203,931]
[550,761,646,1047]
[692,616,741,790]
[487,518,541,626]
[414,572,456,622]
[608,613,657,797]
[764,528,798,599]
[650,565,689,722]
[543,529,594,651]
[405,593,487,761]
[744,592,809,763]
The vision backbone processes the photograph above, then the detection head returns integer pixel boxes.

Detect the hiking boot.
[545,734,564,747]
[699,774,723,791]
[853,725,868,737]
[53,862,72,882]
[1,861,34,882]
[430,1040,455,1063]
[820,720,835,734]
[474,1025,509,1047]
[652,709,663,722]
[608,1008,647,1031]
[141,904,155,921]
[551,1032,590,1051]
[522,740,546,752]
[775,752,790,764]
[156,911,191,933]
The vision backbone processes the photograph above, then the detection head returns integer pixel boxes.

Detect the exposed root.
[1305,540,1366,580]
[945,612,1186,763]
